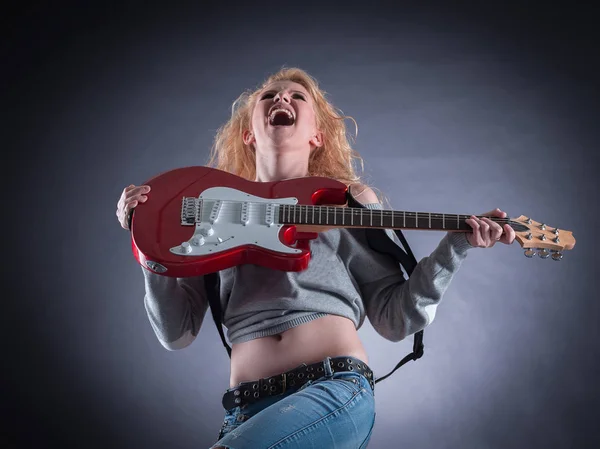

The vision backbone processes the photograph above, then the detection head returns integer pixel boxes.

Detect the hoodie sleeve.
[348,203,473,342]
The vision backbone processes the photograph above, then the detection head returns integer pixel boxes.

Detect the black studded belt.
[222,356,374,410]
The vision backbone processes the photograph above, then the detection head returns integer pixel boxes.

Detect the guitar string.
[189,198,520,224]
[185,199,565,245]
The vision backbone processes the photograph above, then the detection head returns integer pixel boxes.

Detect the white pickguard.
[169,187,302,256]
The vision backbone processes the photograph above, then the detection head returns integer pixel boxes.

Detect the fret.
[279,203,471,231]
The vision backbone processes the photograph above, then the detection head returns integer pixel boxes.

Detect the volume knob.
[198,224,214,237]
[192,236,205,246]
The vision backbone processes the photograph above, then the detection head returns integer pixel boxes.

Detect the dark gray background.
[5,2,599,448]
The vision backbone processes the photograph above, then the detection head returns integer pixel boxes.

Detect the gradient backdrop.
[6,2,599,448]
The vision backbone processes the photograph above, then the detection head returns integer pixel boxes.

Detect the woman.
[116,68,515,448]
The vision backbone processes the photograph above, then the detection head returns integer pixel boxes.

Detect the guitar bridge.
[180,197,202,225]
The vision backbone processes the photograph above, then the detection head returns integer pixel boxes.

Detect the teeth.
[269,108,294,123]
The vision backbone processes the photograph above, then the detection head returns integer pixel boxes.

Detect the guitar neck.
[279,204,525,232]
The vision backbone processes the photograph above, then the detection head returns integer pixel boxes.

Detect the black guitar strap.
[202,191,424,384]
[345,191,424,385]
[204,272,231,357]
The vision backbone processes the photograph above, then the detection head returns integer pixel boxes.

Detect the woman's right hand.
[116,184,151,230]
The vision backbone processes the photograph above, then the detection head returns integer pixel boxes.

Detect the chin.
[269,125,295,134]
[267,127,295,143]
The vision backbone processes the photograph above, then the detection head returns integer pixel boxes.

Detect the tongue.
[271,112,294,126]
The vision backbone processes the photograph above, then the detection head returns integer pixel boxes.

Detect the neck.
[278,204,530,233]
[254,146,310,182]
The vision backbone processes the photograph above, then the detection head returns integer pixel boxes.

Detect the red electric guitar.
[130,166,576,277]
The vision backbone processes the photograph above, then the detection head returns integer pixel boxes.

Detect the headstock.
[511,215,576,260]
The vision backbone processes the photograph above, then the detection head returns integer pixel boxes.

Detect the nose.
[273,90,291,104]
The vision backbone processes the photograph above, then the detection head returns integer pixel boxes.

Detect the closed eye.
[260,91,307,101]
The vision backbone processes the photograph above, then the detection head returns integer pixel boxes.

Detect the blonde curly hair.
[206,67,367,188]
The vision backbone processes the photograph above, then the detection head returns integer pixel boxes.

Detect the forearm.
[142,267,209,350]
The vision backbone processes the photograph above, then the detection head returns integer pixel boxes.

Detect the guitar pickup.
[265,203,276,227]
[209,200,223,224]
[241,201,250,225]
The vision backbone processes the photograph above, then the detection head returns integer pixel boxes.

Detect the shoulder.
[349,183,380,205]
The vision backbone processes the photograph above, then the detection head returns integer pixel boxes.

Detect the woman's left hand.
[465,208,516,248]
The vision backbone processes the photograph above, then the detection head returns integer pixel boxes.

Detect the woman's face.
[245,80,322,153]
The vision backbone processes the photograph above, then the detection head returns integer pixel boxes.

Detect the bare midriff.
[229,315,368,387]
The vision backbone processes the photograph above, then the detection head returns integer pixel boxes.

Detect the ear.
[309,131,323,148]
[243,130,255,146]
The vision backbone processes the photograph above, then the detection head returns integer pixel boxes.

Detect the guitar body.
[130,166,348,277]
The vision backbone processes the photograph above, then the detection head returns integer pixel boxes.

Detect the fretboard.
[279,205,497,231]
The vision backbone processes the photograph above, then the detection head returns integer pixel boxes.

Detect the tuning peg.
[551,251,563,261]
[538,249,550,259]
[524,249,536,258]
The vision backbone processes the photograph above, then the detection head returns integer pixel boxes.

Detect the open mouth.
[268,107,295,126]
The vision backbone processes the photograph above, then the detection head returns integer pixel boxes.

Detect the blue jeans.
[211,357,376,449]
